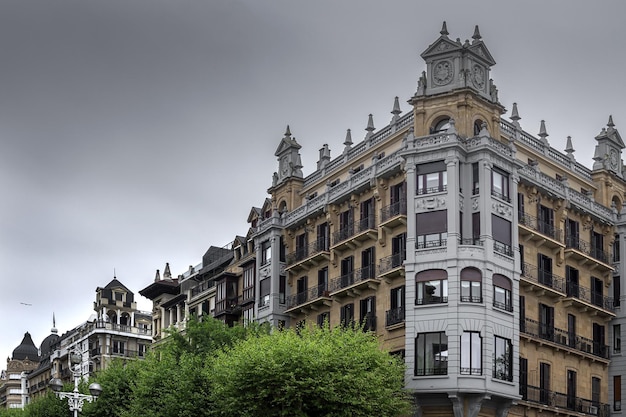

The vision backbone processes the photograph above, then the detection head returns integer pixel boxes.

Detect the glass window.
[614,324,621,354]
[415,332,448,376]
[461,268,482,303]
[493,274,513,312]
[494,336,512,381]
[461,332,482,375]
[491,168,510,202]
[416,270,448,305]
[416,210,448,249]
[261,240,271,265]
[259,278,270,307]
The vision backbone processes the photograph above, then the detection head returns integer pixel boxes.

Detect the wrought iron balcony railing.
[520,384,609,416]
[385,306,405,327]
[380,200,407,222]
[332,215,375,245]
[519,212,563,241]
[565,236,610,264]
[286,238,329,265]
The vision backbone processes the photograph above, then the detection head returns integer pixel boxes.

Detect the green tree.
[209,325,411,417]
[82,359,139,417]
[22,391,69,417]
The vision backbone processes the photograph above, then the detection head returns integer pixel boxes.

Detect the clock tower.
[593,115,624,177]
[273,125,304,184]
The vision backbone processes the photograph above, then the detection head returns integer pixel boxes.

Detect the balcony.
[493,240,513,257]
[520,262,566,298]
[331,216,377,252]
[360,314,377,332]
[520,317,609,360]
[378,253,405,281]
[285,283,331,313]
[416,238,447,250]
[379,200,407,230]
[214,296,242,317]
[518,213,564,249]
[285,238,330,272]
[329,265,380,297]
[385,306,405,327]
[564,236,614,272]
[562,282,615,318]
[520,384,609,416]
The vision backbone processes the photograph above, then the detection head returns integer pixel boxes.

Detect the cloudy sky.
[2,0,626,363]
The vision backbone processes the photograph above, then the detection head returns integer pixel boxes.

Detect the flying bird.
[20,302,32,306]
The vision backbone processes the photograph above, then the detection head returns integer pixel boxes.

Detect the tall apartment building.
[142,23,625,417]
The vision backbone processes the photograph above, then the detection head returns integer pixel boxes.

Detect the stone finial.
[344,129,353,148]
[164,263,171,279]
[565,136,576,161]
[317,144,331,170]
[284,125,292,137]
[391,96,401,124]
[365,114,375,142]
[472,25,482,43]
[440,21,449,37]
[608,115,615,129]
[510,102,521,123]
[538,120,549,145]
[154,269,161,282]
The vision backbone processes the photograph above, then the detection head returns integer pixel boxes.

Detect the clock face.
[433,60,453,85]
[472,64,485,90]
[610,149,619,169]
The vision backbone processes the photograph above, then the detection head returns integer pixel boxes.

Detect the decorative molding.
[416,196,447,211]
[492,201,512,220]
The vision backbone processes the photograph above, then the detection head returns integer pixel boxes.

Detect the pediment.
[420,37,462,59]
[274,137,302,156]
[467,41,496,66]
[247,206,261,223]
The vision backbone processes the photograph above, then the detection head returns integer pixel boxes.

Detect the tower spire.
[472,25,482,43]
[51,313,58,334]
[440,21,449,37]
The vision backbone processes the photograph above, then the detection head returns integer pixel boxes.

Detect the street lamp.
[49,349,102,416]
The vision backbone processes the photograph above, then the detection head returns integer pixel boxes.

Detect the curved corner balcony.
[520,384,609,417]
[520,263,566,299]
[518,213,564,250]
[564,236,614,273]
[329,265,380,297]
[331,216,377,252]
[285,239,330,273]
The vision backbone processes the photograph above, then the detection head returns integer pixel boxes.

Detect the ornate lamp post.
[49,349,102,416]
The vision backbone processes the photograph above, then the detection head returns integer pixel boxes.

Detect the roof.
[12,332,40,362]
[139,279,179,299]
[98,278,132,293]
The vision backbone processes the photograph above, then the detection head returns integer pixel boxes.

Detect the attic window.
[352,164,364,174]
[329,179,341,187]
[555,173,563,181]
[265,209,271,219]
[308,192,318,200]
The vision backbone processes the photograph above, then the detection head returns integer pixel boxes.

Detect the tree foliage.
[15,316,409,417]
[209,325,411,417]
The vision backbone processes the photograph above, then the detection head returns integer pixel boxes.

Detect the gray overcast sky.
[2,0,626,363]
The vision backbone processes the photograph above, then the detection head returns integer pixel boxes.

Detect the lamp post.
[49,349,102,417]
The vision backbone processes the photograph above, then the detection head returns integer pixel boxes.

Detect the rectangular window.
[296,276,308,305]
[538,205,555,239]
[317,267,328,296]
[112,341,125,355]
[359,198,375,231]
[340,303,354,328]
[317,312,330,328]
[461,280,481,303]
[538,253,553,287]
[568,314,577,348]
[340,256,354,288]
[491,168,510,202]
[492,214,512,256]
[566,266,579,297]
[614,324,621,354]
[592,377,601,406]
[472,162,479,195]
[416,279,448,305]
[461,332,482,375]
[539,303,554,341]
[279,236,286,262]
[417,161,447,195]
[316,222,329,251]
[540,362,551,404]
[391,233,406,267]
[614,234,620,262]
[337,209,354,242]
[242,305,254,324]
[360,247,376,280]
[259,278,270,307]
[494,336,512,381]
[615,375,622,411]
[567,370,577,411]
[279,275,286,304]
[359,296,376,332]
[493,285,512,312]
[416,210,447,249]
[591,276,604,308]
[593,322,606,357]
[520,357,528,399]
[295,232,308,261]
[565,218,580,248]
[261,240,271,266]
[592,231,606,262]
[615,276,621,308]
[472,212,480,244]
[243,265,254,302]
[387,286,405,326]
[415,332,448,376]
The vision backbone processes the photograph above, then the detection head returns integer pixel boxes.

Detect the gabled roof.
[98,278,131,293]
[466,41,496,66]
[420,36,462,59]
[247,207,261,223]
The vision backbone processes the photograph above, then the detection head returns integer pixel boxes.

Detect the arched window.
[493,274,512,312]
[461,267,482,303]
[431,117,451,134]
[416,269,448,305]
[474,119,484,136]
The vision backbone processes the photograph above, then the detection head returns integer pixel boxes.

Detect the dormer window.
[329,179,340,188]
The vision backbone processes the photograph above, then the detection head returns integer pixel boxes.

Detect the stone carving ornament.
[433,60,454,86]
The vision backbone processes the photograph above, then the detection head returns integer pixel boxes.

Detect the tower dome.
[12,332,40,361]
